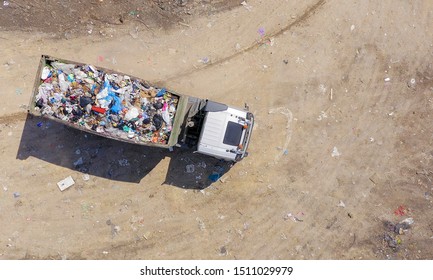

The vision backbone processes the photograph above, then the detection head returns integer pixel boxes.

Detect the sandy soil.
[1,0,433,260]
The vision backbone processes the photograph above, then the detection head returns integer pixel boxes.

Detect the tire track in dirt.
[163,0,326,83]
[0,112,27,125]
[0,1,326,124]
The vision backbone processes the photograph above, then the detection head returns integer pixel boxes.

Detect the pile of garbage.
[34,59,178,145]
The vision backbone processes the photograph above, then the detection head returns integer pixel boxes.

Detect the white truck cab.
[196,101,253,162]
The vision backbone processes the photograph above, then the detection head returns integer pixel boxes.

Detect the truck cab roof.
[197,101,252,162]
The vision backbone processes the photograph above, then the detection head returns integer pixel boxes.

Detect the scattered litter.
[208,172,221,182]
[283,150,288,155]
[15,88,23,95]
[296,57,304,64]
[393,205,407,216]
[106,219,120,238]
[400,217,414,226]
[350,24,355,32]
[258,27,265,37]
[196,217,206,231]
[186,164,195,173]
[102,251,109,255]
[82,174,90,181]
[97,55,104,62]
[57,176,75,191]
[384,233,397,249]
[283,59,289,64]
[384,77,391,82]
[317,111,328,121]
[199,57,210,64]
[3,1,9,7]
[75,149,81,155]
[73,157,84,167]
[13,192,20,198]
[3,186,7,191]
[37,122,43,127]
[331,146,341,157]
[383,217,414,249]
[407,78,416,89]
[118,159,130,167]
[33,58,179,146]
[241,1,252,11]
[284,212,303,222]
[338,200,346,208]
[319,84,327,94]
[235,43,241,50]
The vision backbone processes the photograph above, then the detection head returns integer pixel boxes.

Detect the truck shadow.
[16,114,231,189]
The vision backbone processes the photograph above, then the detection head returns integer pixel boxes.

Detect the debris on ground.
[208,172,221,182]
[258,27,265,37]
[331,146,341,157]
[34,58,179,145]
[337,200,346,208]
[383,217,414,250]
[284,212,303,222]
[106,219,121,238]
[73,157,84,167]
[185,164,195,173]
[241,1,252,11]
[393,205,407,216]
[384,233,398,249]
[13,192,20,198]
[82,174,90,181]
[57,176,75,191]
[196,217,206,231]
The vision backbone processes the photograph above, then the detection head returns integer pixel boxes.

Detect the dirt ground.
[1,0,433,260]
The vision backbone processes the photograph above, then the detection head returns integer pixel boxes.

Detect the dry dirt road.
[1,0,433,260]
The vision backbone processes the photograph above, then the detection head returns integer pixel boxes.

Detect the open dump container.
[29,55,188,148]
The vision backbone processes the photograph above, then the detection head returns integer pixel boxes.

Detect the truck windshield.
[223,121,243,146]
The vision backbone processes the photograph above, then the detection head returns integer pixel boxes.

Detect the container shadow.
[16,114,232,189]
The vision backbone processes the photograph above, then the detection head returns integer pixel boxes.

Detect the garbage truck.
[29,55,254,162]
